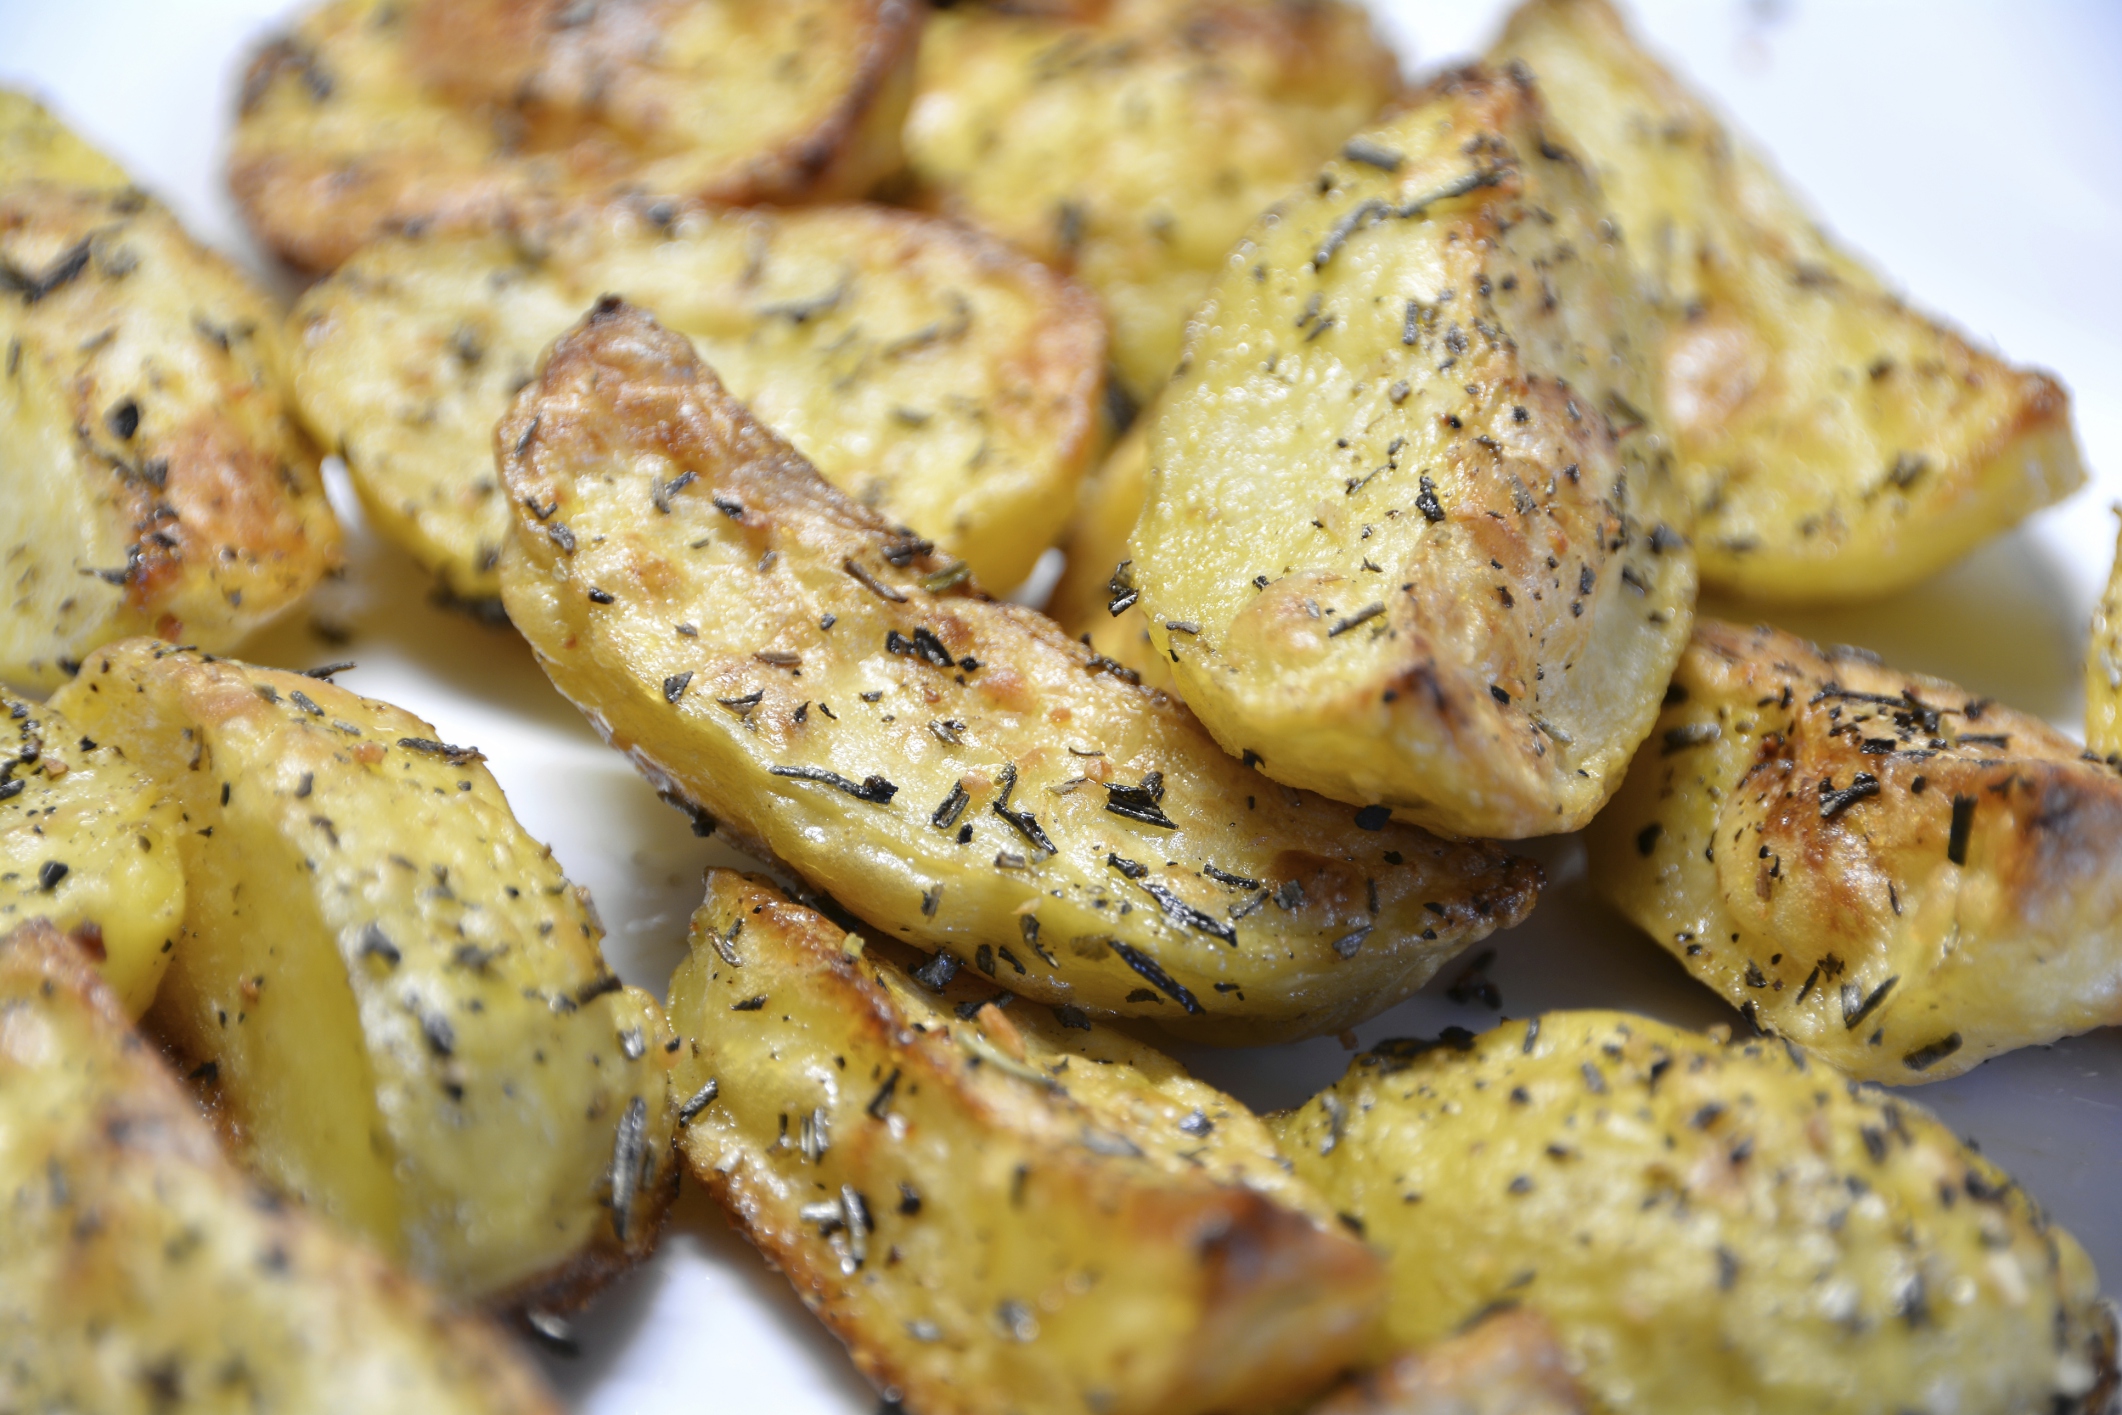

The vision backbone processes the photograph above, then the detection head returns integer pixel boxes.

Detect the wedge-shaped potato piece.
[2087,523,2122,759]
[1274,1011,2118,1415]
[1588,619,2122,1083]
[1048,422,1173,692]
[0,90,130,190]
[230,0,922,274]
[668,870,1384,1415]
[905,0,1401,401]
[1,687,182,1017]
[1131,66,1693,839]
[1306,1310,1587,1415]
[0,921,561,1413]
[1492,0,2084,603]
[292,200,1103,602]
[500,304,1539,1043]
[48,640,675,1305]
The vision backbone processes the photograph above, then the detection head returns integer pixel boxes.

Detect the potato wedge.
[905,0,1401,401]
[291,199,1103,601]
[1587,619,2122,1083]
[229,0,922,275]
[0,920,561,1414]
[1048,422,1172,691]
[1131,65,1693,840]
[1492,0,2085,603]
[668,869,1384,1415]
[2087,521,2122,759]
[0,89,130,190]
[1,687,182,1017]
[1306,1310,1587,1415]
[1273,1011,2118,1415]
[499,303,1539,1043]
[48,640,675,1305]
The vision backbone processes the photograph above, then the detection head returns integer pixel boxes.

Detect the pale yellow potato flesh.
[49,640,675,1307]
[668,870,1384,1415]
[0,90,130,190]
[1049,421,1172,691]
[1586,619,2122,1085]
[291,200,1103,601]
[1274,1011,2117,1415]
[230,0,922,274]
[0,687,182,1017]
[2087,520,2122,759]
[1492,0,2085,603]
[1305,1310,1587,1415]
[499,303,1540,1044]
[905,0,1402,402]
[1132,66,1693,840]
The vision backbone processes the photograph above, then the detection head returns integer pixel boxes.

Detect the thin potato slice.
[291,199,1103,601]
[1305,1310,1587,1415]
[905,0,1401,401]
[1048,422,1172,691]
[1586,619,2122,1084]
[49,640,675,1306]
[2087,520,2122,759]
[1273,1012,2117,1415]
[1131,66,1693,840]
[0,921,561,1414]
[230,0,922,274]
[1,687,182,1017]
[1492,0,2084,603]
[668,870,1384,1415]
[501,303,1539,1043]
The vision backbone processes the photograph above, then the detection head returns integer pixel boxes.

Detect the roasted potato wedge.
[1492,0,2085,603]
[500,303,1539,1043]
[1131,66,1693,840]
[0,89,130,190]
[1,687,182,1017]
[229,0,922,274]
[2087,521,2122,760]
[1306,1310,1587,1415]
[291,199,1103,601]
[1048,422,1172,692]
[668,870,1384,1415]
[0,920,561,1414]
[48,640,675,1306]
[1274,1011,2117,1415]
[904,0,1401,401]
[1588,619,2122,1083]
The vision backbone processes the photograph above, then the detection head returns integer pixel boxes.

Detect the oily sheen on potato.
[1131,65,1694,840]
[1304,1310,1587,1415]
[1492,0,2084,603]
[667,871,1384,1415]
[1274,1012,2117,1415]
[1587,619,2122,1084]
[500,303,1539,1044]
[49,640,676,1307]
[290,199,1103,601]
[230,0,922,274]
[0,921,563,1415]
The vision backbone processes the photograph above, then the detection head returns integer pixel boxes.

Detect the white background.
[4,2,2120,1409]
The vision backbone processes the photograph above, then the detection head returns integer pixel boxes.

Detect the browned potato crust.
[229,0,923,274]
[499,302,1539,1044]
[1305,1310,1588,1415]
[0,921,561,1414]
[668,870,1385,1415]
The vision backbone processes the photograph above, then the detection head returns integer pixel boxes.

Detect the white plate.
[4,2,2119,1409]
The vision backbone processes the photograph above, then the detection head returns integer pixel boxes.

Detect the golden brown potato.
[1492,0,2085,603]
[499,303,1540,1043]
[1305,1310,1587,1415]
[668,870,1385,1415]
[0,920,562,1414]
[0,686,182,1017]
[905,0,1401,401]
[229,0,923,274]
[2087,520,2122,759]
[291,199,1103,601]
[48,640,675,1306]
[1131,66,1693,840]
[1274,1011,2118,1415]
[0,90,130,190]
[1587,619,2122,1084]
[1047,422,1171,691]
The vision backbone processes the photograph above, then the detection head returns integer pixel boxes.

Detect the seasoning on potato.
[1304,1309,1587,1415]
[668,870,1385,1415]
[1046,422,1173,692]
[1274,1011,2118,1415]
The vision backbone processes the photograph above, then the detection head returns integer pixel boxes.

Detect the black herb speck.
[1947,794,1975,865]
[1819,773,1881,819]
[37,860,68,891]
[1354,805,1390,831]
[912,951,960,992]
[1109,941,1201,1014]
[608,1095,648,1243]
[663,671,693,704]
[990,765,1055,854]
[678,1079,719,1124]
[1141,880,1238,945]
[771,765,898,804]
[397,736,483,766]
[1104,772,1175,828]
[1903,1033,1963,1073]
[731,995,768,1012]
[1841,975,1899,1030]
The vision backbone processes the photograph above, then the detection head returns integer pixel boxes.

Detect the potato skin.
[1132,65,1693,840]
[2087,523,2122,759]
[1588,619,2122,1084]
[500,303,1539,1043]
[1304,1310,1586,1415]
[0,921,562,1415]
[48,640,675,1306]
[1493,0,2084,603]
[1274,1011,2117,1415]
[229,0,922,275]
[669,870,1384,1415]
[0,687,182,1017]
[291,199,1103,600]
